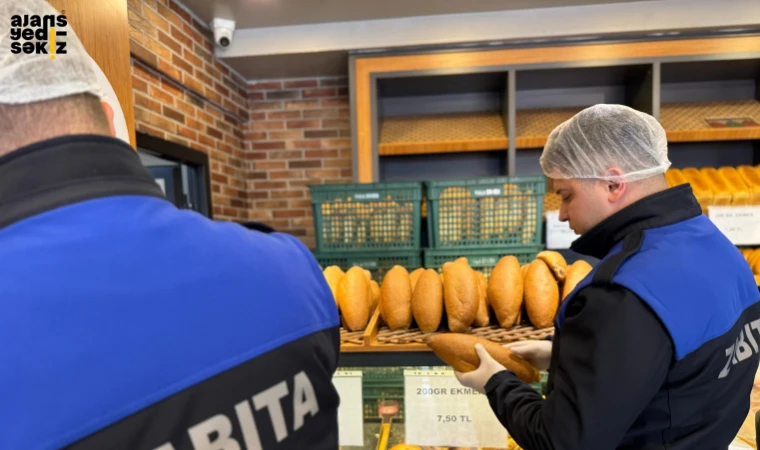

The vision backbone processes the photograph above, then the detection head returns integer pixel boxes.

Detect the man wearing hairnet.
[457,105,760,449]
[0,2,340,449]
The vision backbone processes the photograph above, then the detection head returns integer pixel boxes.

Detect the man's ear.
[101,100,116,137]
[605,168,627,203]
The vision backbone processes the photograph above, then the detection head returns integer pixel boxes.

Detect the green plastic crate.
[309,182,423,252]
[313,250,421,282]
[426,176,546,249]
[424,246,543,279]
[362,368,405,420]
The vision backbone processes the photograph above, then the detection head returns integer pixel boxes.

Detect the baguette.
[700,167,732,206]
[336,267,370,331]
[488,256,523,328]
[718,167,751,206]
[322,266,344,306]
[474,271,490,327]
[443,261,479,332]
[737,165,760,205]
[410,268,425,292]
[427,334,540,383]
[412,269,444,333]
[380,266,413,331]
[537,250,567,282]
[524,259,560,329]
[562,260,593,301]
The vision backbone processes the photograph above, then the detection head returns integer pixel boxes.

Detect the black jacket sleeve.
[484,284,673,450]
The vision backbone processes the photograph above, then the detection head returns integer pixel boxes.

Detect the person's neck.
[0,129,112,157]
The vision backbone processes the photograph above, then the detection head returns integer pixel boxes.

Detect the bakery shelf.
[378,112,507,156]
[515,107,586,149]
[661,100,760,142]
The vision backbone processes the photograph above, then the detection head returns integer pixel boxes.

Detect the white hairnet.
[539,104,671,183]
[0,0,102,104]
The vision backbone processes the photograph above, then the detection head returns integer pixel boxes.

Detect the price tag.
[404,369,507,447]
[709,206,760,246]
[333,370,363,446]
[545,210,580,249]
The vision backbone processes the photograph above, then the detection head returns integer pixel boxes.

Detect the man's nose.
[559,204,569,222]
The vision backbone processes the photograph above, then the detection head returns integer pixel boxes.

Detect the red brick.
[197,71,213,88]
[134,92,161,113]
[174,99,196,118]
[249,112,266,121]
[168,0,191,23]
[133,63,161,85]
[305,149,338,158]
[271,190,305,199]
[205,88,222,104]
[289,160,322,169]
[290,140,322,149]
[270,170,304,180]
[268,151,303,160]
[205,126,223,140]
[252,121,284,131]
[245,131,267,140]
[324,159,351,168]
[303,109,338,119]
[286,100,320,110]
[211,173,229,184]
[306,169,341,179]
[287,120,320,129]
[214,81,229,98]
[184,75,204,94]
[135,107,177,133]
[157,58,182,82]
[321,99,348,107]
[171,53,193,75]
[197,110,214,125]
[157,3,183,29]
[255,181,288,190]
[248,92,265,101]
[321,139,351,147]
[182,22,203,45]
[288,180,313,189]
[323,119,349,129]
[166,134,189,147]
[251,101,283,111]
[230,199,247,208]
[250,81,283,91]
[268,110,301,120]
[160,79,183,98]
[339,129,351,137]
[183,48,203,68]
[248,210,274,220]
[185,118,203,131]
[137,123,165,138]
[265,130,300,140]
[303,88,336,98]
[255,161,287,170]
[256,200,289,209]
[249,191,269,200]
[274,210,307,218]
[288,200,312,209]
[292,217,315,227]
[320,77,348,87]
[341,169,352,178]
[163,105,185,124]
[132,76,149,93]
[252,141,285,150]
[304,130,338,138]
[266,90,300,100]
[249,171,267,180]
[176,125,197,141]
[279,80,315,89]
[206,105,223,119]
[339,108,350,118]
[157,29,181,55]
[130,40,158,67]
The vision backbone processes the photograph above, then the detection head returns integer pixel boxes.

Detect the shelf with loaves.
[327,251,593,352]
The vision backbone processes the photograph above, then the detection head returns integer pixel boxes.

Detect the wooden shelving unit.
[515,107,585,149]
[661,99,760,142]
[378,112,507,156]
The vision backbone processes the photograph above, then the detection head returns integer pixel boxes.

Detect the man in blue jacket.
[0,2,339,449]
[456,104,760,449]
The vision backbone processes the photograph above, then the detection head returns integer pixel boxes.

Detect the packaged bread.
[426,333,540,383]
[474,271,490,327]
[718,166,751,205]
[370,280,381,313]
[665,168,688,188]
[737,165,760,205]
[562,260,593,301]
[412,269,444,333]
[443,261,479,332]
[336,266,370,331]
[380,266,413,331]
[410,268,425,291]
[681,167,713,212]
[524,259,560,329]
[488,255,523,328]
[537,250,567,282]
[322,266,344,306]
[700,168,732,206]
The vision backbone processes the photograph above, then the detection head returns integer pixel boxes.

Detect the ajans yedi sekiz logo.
[9,11,67,60]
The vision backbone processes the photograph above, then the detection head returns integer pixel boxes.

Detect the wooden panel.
[354,36,760,182]
[661,99,760,142]
[515,107,585,149]
[49,0,135,147]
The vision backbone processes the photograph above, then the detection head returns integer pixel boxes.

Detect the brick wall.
[246,79,352,249]
[128,0,250,221]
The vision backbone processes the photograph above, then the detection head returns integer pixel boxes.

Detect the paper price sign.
[333,370,363,446]
[404,369,507,447]
[709,206,760,246]
[545,210,580,249]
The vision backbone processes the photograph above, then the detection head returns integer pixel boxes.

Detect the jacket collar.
[0,134,166,230]
[570,183,703,259]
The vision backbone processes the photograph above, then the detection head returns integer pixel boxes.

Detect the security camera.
[211,18,235,48]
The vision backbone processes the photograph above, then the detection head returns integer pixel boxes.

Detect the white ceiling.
[175,0,760,81]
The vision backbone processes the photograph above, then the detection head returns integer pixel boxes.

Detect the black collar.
[570,183,703,259]
[0,134,166,230]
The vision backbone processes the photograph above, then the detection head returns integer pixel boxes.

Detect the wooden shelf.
[515,107,585,149]
[661,100,760,142]
[340,306,554,353]
[378,112,507,156]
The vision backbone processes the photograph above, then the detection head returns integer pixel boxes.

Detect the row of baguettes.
[665,165,760,211]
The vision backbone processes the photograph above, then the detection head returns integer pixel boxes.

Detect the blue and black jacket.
[486,184,760,449]
[0,136,340,450]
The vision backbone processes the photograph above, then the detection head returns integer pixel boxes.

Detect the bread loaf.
[488,256,523,328]
[682,168,713,212]
[701,167,732,206]
[322,266,344,305]
[524,259,559,329]
[370,280,381,313]
[381,266,413,331]
[718,167,751,205]
[665,168,688,188]
[412,269,444,333]
[443,261,479,332]
[737,165,760,205]
[537,250,567,282]
[562,260,593,301]
[410,268,425,291]
[336,267,370,331]
[474,271,490,327]
[750,249,760,275]
[427,334,540,383]
[520,264,529,278]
